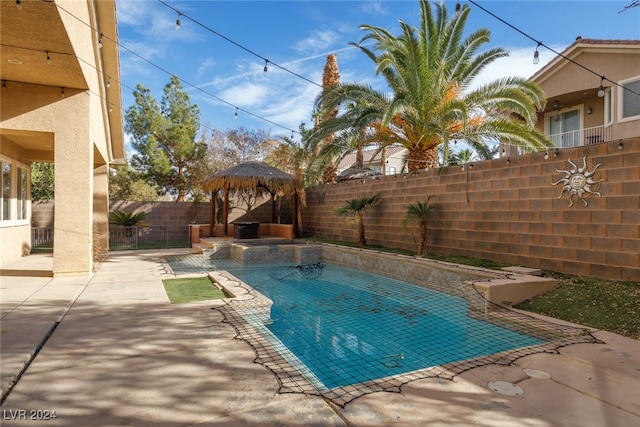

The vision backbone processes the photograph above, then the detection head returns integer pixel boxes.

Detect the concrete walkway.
[1,250,639,426]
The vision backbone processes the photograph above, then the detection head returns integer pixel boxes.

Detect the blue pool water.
[216,261,544,390]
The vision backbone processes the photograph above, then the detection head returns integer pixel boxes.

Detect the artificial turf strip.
[162,276,226,304]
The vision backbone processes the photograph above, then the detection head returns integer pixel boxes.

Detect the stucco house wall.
[0,0,123,274]
[531,39,640,143]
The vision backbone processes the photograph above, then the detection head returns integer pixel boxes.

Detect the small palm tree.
[335,194,380,246]
[402,195,437,256]
[109,210,148,227]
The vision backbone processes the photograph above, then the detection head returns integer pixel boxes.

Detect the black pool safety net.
[191,259,604,408]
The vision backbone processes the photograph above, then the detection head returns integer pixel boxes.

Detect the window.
[1,159,30,224]
[18,167,28,220]
[546,108,581,148]
[2,161,11,221]
[620,76,640,120]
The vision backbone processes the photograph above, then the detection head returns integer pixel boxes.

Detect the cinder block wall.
[31,200,55,227]
[109,201,211,226]
[32,201,212,229]
[302,139,640,281]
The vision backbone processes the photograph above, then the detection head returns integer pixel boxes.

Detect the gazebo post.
[209,190,216,236]
[223,183,229,238]
[293,191,299,238]
[270,192,276,223]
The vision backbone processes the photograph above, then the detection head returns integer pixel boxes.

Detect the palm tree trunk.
[357,214,366,246]
[356,143,364,169]
[408,147,439,171]
[418,224,428,256]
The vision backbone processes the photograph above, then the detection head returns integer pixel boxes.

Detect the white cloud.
[116,0,203,45]
[470,45,562,90]
[360,1,388,16]
[261,83,321,130]
[293,29,342,54]
[196,58,216,79]
[220,82,269,108]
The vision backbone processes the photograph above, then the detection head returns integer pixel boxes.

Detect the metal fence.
[31,227,54,252]
[109,226,191,250]
[30,226,190,252]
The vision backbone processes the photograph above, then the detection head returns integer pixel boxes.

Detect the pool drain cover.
[488,381,523,396]
[523,368,551,379]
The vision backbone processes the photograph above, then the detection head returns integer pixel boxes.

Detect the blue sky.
[116,1,640,142]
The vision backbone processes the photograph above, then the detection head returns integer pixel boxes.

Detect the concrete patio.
[1,250,639,426]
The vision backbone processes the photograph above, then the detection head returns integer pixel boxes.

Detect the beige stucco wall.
[0,0,122,274]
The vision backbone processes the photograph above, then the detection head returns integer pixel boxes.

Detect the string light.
[46,51,51,65]
[544,151,549,160]
[39,2,311,138]
[468,0,640,98]
[61,87,65,98]
[533,42,541,64]
[106,78,111,88]
[98,33,103,49]
[234,108,238,119]
[175,13,181,30]
[16,0,21,11]
[598,77,605,97]
[263,59,268,73]
[455,2,461,13]
[156,0,321,88]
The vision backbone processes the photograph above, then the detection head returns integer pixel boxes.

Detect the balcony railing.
[549,125,611,148]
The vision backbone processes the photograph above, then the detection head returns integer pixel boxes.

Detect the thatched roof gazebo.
[202,161,298,237]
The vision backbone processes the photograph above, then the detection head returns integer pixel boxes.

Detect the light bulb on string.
[175,13,182,30]
[98,33,103,49]
[263,59,268,73]
[61,87,65,98]
[533,42,541,64]
[46,51,51,65]
[455,1,461,13]
[16,0,21,10]
[107,78,111,88]
[234,108,238,119]
[597,77,605,97]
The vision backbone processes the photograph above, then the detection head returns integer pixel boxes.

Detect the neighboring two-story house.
[505,38,640,155]
[337,145,408,177]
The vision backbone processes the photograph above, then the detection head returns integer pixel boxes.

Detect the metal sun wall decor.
[552,156,604,207]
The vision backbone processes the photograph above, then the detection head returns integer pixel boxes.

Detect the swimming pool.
[165,244,601,405]
[223,262,543,389]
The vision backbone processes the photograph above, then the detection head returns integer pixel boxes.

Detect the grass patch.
[162,276,227,304]
[515,273,640,340]
[302,237,640,339]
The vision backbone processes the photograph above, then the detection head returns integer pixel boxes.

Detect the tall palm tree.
[314,1,552,171]
[334,194,380,246]
[402,194,437,256]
